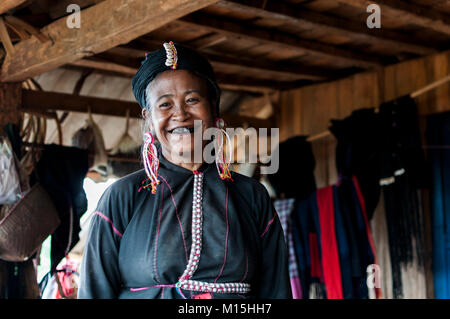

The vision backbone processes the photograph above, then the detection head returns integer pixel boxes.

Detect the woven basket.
[0,183,61,262]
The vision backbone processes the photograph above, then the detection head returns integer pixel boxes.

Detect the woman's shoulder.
[231,172,267,193]
[230,171,272,204]
[98,169,147,210]
[95,169,147,225]
[107,169,147,195]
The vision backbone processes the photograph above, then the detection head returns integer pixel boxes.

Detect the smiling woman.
[78,42,291,299]
[144,69,214,171]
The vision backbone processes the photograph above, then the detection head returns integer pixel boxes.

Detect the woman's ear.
[142,108,148,119]
[143,108,156,135]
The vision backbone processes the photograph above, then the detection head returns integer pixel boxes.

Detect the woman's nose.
[172,102,189,120]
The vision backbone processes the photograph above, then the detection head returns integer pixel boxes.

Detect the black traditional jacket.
[78,155,291,299]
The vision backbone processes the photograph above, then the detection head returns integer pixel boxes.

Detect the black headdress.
[131,41,220,114]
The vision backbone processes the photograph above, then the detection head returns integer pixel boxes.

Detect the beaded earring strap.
[214,118,233,181]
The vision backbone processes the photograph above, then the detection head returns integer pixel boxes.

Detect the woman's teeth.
[171,127,192,134]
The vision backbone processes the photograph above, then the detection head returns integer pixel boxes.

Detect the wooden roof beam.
[103,44,334,81]
[65,59,290,93]
[1,0,220,82]
[0,0,27,15]
[338,0,450,36]
[70,58,137,77]
[217,0,439,55]
[20,89,272,128]
[179,13,385,69]
[187,33,228,49]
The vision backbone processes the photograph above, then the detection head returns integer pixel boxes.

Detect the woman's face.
[145,69,215,163]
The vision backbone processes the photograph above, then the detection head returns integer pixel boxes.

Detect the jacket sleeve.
[78,186,124,299]
[255,185,292,299]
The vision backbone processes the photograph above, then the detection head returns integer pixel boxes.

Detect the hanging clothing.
[267,136,316,199]
[369,189,393,299]
[316,186,343,299]
[329,108,382,220]
[290,176,378,299]
[291,190,326,299]
[30,144,89,273]
[274,198,302,299]
[426,111,450,299]
[378,96,427,298]
[79,154,291,299]
[331,185,353,298]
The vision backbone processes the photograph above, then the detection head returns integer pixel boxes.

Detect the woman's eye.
[186,97,199,103]
[159,102,170,108]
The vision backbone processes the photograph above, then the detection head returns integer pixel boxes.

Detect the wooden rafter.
[103,44,332,81]
[4,15,49,43]
[0,0,27,15]
[180,13,384,69]
[339,0,450,36]
[66,56,308,92]
[70,58,137,77]
[20,89,273,128]
[0,17,15,56]
[217,0,439,55]
[1,0,220,82]
[118,38,335,80]
[187,33,228,49]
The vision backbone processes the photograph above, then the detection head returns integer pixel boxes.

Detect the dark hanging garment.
[335,179,363,296]
[331,178,379,299]
[30,144,89,273]
[332,185,353,299]
[291,196,316,298]
[350,176,380,298]
[267,136,316,199]
[378,96,427,298]
[329,108,382,220]
[291,190,330,299]
[379,96,427,189]
[426,111,450,299]
[78,155,291,299]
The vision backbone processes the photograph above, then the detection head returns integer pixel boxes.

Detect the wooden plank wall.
[278,49,450,187]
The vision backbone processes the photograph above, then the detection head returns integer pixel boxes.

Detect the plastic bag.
[40,258,79,299]
[0,137,21,205]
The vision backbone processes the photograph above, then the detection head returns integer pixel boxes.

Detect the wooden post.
[0,82,22,130]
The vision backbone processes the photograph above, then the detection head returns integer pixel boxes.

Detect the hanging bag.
[0,183,61,262]
[0,120,60,262]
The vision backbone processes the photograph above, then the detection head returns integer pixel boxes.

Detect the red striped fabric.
[316,186,343,299]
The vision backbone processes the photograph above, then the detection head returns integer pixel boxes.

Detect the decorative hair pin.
[163,41,178,70]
